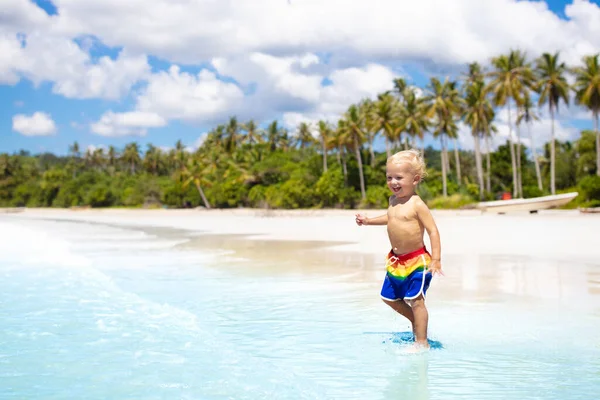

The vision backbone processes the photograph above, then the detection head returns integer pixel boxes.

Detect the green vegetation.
[1,51,599,210]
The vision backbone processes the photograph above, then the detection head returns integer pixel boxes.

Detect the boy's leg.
[382,299,415,325]
[408,295,429,347]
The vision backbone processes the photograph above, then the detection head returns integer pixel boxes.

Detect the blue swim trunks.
[380,247,433,301]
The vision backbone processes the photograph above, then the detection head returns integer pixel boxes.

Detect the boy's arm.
[363,213,388,226]
[414,198,441,262]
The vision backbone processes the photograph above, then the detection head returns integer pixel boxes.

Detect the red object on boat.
[501,192,512,200]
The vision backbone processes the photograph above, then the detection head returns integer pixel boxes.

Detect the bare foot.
[406,342,430,354]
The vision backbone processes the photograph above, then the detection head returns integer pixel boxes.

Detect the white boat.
[476,192,579,213]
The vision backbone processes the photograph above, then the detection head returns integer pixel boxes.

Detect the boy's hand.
[355,214,368,226]
[428,259,444,276]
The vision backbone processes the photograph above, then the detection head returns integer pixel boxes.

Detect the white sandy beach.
[4,207,600,305]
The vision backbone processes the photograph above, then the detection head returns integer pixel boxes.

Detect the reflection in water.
[383,354,430,400]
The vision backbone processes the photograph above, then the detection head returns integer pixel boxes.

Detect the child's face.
[386,162,419,198]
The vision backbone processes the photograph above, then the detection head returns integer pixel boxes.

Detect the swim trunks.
[380,247,432,301]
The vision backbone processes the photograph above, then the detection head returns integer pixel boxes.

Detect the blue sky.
[2,0,600,155]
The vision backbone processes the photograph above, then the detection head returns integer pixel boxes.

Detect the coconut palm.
[399,87,429,154]
[572,54,600,176]
[463,79,495,199]
[317,120,332,173]
[535,52,570,194]
[242,120,263,145]
[372,93,401,158]
[489,50,534,198]
[516,94,543,191]
[357,99,378,167]
[295,122,315,149]
[266,120,285,152]
[225,116,240,153]
[182,156,212,209]
[425,77,463,197]
[333,120,350,185]
[344,105,367,200]
[122,142,141,175]
[143,144,162,175]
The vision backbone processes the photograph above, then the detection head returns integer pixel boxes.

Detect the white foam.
[0,221,91,267]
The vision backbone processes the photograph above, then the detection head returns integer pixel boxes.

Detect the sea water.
[1,217,599,400]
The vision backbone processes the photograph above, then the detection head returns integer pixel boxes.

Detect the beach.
[1,208,600,399]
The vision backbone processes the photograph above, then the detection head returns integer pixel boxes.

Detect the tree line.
[1,50,599,210]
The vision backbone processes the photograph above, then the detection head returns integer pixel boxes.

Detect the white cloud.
[135,66,245,123]
[280,63,396,128]
[0,30,150,99]
[35,0,600,66]
[90,111,166,137]
[12,112,57,136]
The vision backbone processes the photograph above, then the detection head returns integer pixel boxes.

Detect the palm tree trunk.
[195,183,211,209]
[507,101,518,198]
[441,136,448,197]
[369,135,375,168]
[322,138,328,173]
[516,120,523,198]
[550,105,556,195]
[340,147,348,186]
[355,140,366,200]
[485,135,492,193]
[386,138,391,158]
[453,137,461,184]
[595,111,599,177]
[529,122,543,191]
[474,134,484,200]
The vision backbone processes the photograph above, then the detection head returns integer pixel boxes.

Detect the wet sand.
[6,208,600,312]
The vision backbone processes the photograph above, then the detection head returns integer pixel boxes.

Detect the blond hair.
[387,149,428,180]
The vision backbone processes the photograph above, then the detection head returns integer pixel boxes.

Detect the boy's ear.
[413,175,421,184]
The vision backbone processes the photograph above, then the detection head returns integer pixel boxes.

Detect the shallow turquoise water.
[1,217,599,399]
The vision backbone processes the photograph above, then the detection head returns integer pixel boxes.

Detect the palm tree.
[317,120,332,173]
[426,77,462,197]
[68,141,81,178]
[489,50,534,198]
[393,77,407,99]
[358,99,378,167]
[484,126,498,193]
[91,148,105,171]
[399,87,429,154]
[344,105,367,200]
[333,120,350,185]
[182,157,212,209]
[225,116,240,153]
[463,79,495,199]
[122,142,141,174]
[242,119,263,145]
[572,54,600,176]
[171,140,187,172]
[144,144,162,175]
[266,120,284,152]
[295,122,315,149]
[372,93,401,158]
[535,52,570,194]
[516,94,543,191]
[107,146,118,169]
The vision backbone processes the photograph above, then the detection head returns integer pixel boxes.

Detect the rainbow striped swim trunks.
[380,246,433,301]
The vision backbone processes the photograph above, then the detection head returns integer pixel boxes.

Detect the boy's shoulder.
[410,195,429,210]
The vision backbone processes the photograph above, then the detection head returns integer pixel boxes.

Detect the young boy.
[355,149,442,348]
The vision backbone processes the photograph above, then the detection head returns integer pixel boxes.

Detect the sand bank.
[7,207,600,259]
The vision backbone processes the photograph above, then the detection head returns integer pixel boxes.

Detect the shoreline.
[2,207,600,309]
